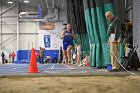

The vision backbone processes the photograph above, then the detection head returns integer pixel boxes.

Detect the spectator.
[11,51,16,63]
[76,44,81,65]
[53,51,58,63]
[78,54,89,67]
[59,47,63,63]
[39,47,45,64]
[72,51,76,64]
[45,56,51,64]
[1,51,5,64]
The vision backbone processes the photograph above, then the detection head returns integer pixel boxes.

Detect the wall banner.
[44,35,50,48]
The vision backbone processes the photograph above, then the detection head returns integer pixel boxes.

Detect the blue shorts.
[63,42,73,50]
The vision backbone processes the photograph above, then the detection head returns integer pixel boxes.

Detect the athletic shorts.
[63,42,73,50]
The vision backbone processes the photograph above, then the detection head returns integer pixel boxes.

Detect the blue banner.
[37,5,42,18]
[44,35,50,48]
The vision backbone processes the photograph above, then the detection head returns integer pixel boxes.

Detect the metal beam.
[0,33,39,35]
[18,18,47,22]
[126,6,133,12]
[2,21,16,33]
[52,0,55,8]
[17,2,19,51]
[0,3,16,15]
[1,16,17,18]
[45,0,49,9]
[0,0,2,49]
[0,34,16,44]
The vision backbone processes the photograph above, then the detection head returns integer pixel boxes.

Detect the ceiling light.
[24,0,29,3]
[7,1,13,4]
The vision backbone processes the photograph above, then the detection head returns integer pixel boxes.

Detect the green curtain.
[84,3,96,66]
[67,0,90,58]
[83,0,123,67]
[66,0,125,67]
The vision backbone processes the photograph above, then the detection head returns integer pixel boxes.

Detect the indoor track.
[0,63,140,76]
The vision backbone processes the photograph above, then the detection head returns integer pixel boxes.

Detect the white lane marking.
[49,68,69,70]
[64,64,73,69]
[51,64,55,69]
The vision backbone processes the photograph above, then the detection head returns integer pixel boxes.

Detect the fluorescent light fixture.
[7,1,13,4]
[24,0,29,3]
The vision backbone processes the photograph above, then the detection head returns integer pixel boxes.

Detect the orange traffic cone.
[28,48,38,73]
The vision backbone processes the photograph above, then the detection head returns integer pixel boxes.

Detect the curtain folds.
[83,0,115,67]
[67,0,90,58]
[66,0,125,67]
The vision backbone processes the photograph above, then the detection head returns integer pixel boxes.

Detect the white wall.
[19,22,39,50]
[1,5,17,50]
[19,21,64,50]
[2,21,65,50]
[38,22,65,50]
[2,5,17,16]
[0,3,66,51]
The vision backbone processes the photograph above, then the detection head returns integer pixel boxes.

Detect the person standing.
[11,51,16,63]
[39,47,45,64]
[105,11,121,72]
[1,51,5,64]
[76,43,81,65]
[35,49,39,62]
[59,47,63,63]
[53,51,58,63]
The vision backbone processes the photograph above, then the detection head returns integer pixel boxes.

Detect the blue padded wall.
[16,50,59,63]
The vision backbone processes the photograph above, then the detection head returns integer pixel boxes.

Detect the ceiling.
[0,0,67,22]
[1,0,66,11]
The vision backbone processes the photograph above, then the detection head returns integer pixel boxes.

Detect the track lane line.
[51,64,55,69]
[64,64,73,69]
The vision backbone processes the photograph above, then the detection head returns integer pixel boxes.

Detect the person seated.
[44,56,51,64]
[78,54,89,66]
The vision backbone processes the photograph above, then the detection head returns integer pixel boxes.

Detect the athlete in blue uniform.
[61,24,78,64]
[63,30,74,50]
